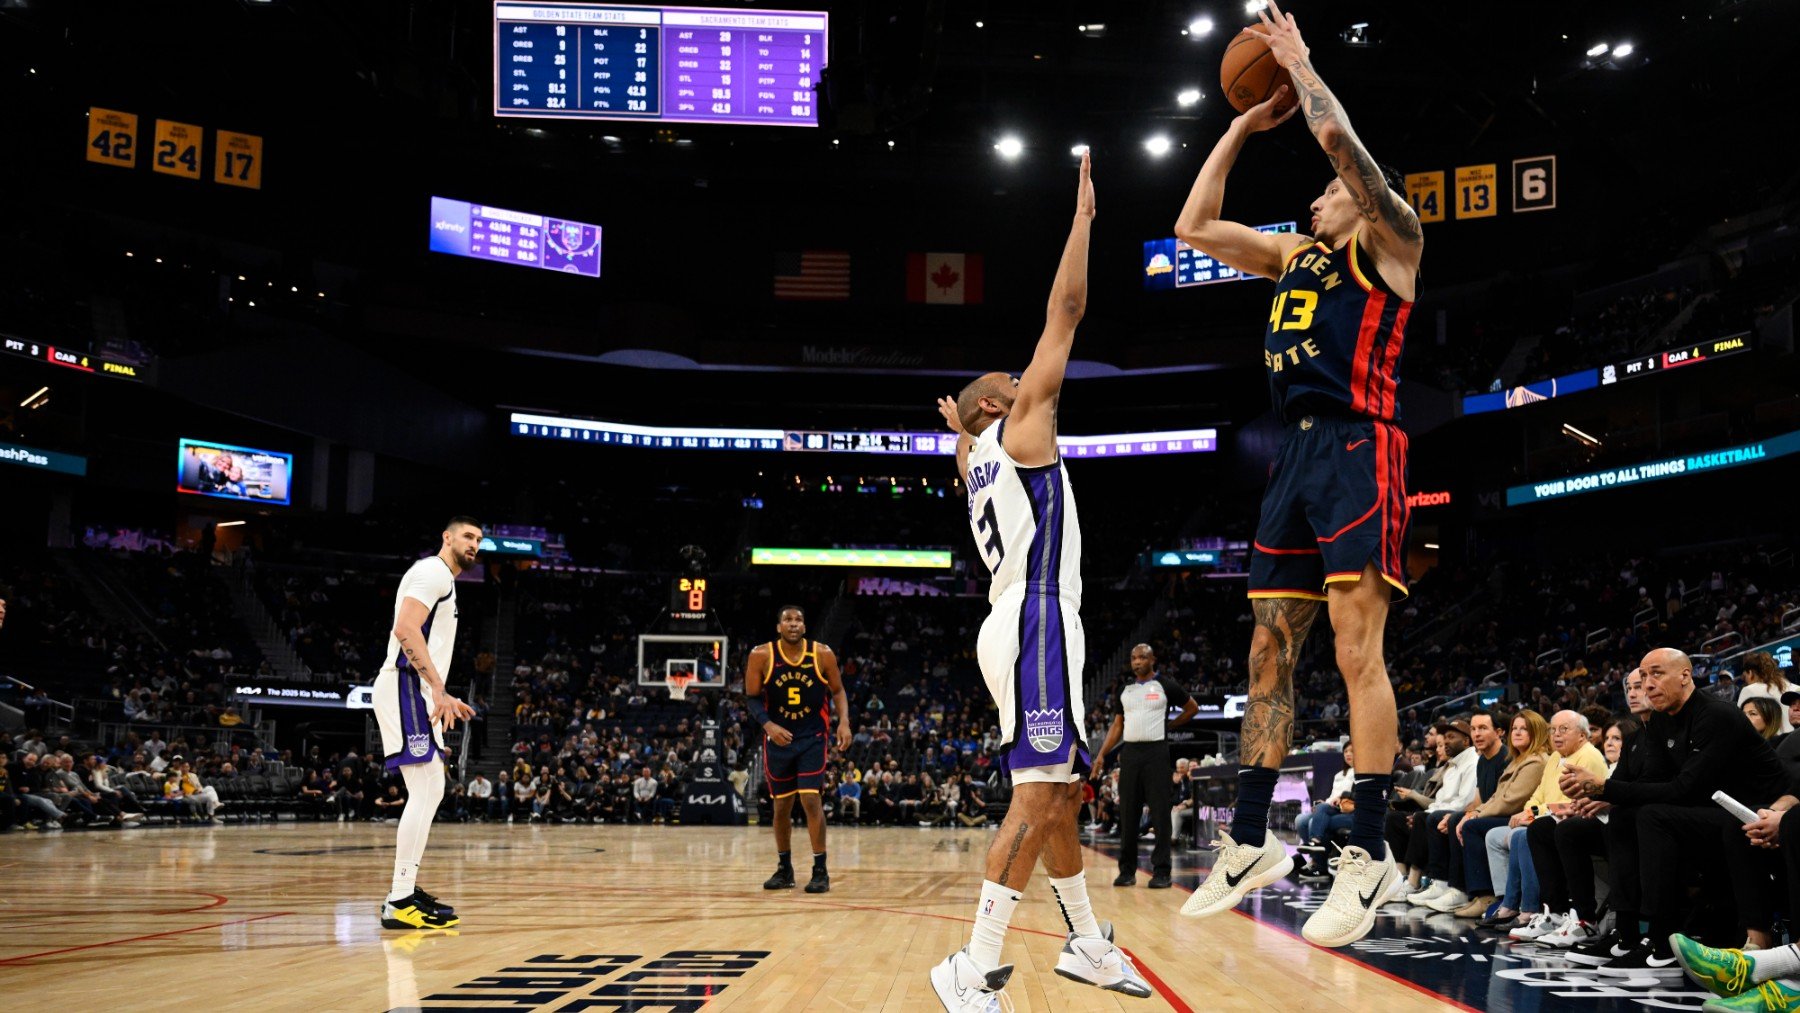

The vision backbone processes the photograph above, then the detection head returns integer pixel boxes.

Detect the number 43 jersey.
[1265,230,1414,425]
[965,417,1083,608]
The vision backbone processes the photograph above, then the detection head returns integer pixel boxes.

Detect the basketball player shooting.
[927,152,1150,1010]
[743,605,851,894]
[375,516,481,931]
[1173,0,1422,948]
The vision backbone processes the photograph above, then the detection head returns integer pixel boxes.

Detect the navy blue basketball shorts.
[764,734,826,798]
[1249,414,1411,602]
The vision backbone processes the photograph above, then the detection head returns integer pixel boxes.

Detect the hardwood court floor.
[0,821,1454,1011]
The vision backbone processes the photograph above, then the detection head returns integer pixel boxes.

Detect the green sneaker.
[1672,933,1753,998]
[1703,980,1800,1013]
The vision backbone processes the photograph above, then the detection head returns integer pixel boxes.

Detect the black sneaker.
[1147,875,1172,889]
[805,869,830,894]
[1601,938,1678,971]
[411,888,455,918]
[764,866,796,890]
[1113,872,1136,887]
[1566,932,1635,967]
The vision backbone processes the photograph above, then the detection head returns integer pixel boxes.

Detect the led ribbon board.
[1466,334,1753,416]
[1506,429,1800,506]
[510,412,1218,458]
[0,441,87,476]
[752,547,952,568]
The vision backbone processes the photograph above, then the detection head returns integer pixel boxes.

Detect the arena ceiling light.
[1144,135,1173,157]
[1186,16,1214,37]
[1612,42,1634,57]
[216,520,246,527]
[1177,88,1203,107]
[1243,1,1265,14]
[1069,143,1090,157]
[1587,41,1609,57]
[994,136,1024,160]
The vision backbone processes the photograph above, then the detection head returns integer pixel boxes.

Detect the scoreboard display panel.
[1143,222,1296,290]
[429,197,602,277]
[494,3,826,127]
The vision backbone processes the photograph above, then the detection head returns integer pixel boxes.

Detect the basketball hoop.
[667,672,697,701]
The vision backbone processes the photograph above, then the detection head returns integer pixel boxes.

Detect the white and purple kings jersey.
[381,557,459,678]
[966,418,1084,607]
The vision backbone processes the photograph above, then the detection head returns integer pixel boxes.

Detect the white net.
[665,660,698,701]
[637,634,729,692]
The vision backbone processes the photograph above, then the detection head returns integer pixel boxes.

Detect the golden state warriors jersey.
[765,640,828,738]
[1265,231,1413,424]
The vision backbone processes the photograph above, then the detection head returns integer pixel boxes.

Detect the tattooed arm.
[393,596,475,732]
[1251,2,1422,262]
[1242,597,1322,767]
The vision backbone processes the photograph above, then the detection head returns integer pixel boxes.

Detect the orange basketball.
[1221,28,1296,115]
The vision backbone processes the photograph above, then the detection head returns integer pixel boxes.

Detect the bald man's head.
[1639,648,1696,714]
[1128,643,1157,678]
[957,372,1017,436]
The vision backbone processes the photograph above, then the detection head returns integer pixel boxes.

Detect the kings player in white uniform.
[928,153,1150,1011]
[375,516,480,931]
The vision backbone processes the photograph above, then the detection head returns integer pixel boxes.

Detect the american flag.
[773,250,851,301]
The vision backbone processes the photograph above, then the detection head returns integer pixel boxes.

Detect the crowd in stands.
[257,566,395,680]
[2,548,270,735]
[1304,644,1800,972]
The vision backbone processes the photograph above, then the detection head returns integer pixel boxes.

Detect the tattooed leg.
[1243,597,1322,768]
[984,781,1063,889]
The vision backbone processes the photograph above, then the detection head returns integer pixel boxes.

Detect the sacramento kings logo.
[1025,709,1065,752]
[406,732,432,758]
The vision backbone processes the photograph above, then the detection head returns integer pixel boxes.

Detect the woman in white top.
[1295,744,1358,845]
[1736,651,1792,734]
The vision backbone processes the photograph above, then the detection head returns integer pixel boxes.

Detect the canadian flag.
[906,252,984,304]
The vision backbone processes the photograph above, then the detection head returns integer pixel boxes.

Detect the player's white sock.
[1049,873,1104,939]
[389,761,447,903]
[1751,944,1800,983]
[388,858,420,904]
[969,880,1021,970]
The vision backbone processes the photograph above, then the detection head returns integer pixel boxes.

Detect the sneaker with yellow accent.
[1702,980,1800,1013]
[1672,933,1755,998]
[380,896,460,930]
[384,928,460,954]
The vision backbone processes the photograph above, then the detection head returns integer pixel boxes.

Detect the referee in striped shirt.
[1092,644,1197,888]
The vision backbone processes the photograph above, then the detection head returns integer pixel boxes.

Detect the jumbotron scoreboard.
[495,2,826,127]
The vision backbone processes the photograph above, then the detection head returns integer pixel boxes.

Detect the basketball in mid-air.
[1222,28,1297,115]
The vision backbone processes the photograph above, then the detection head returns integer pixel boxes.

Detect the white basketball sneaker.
[1180,830,1294,919]
[1508,910,1566,942]
[1053,922,1152,999]
[1301,844,1397,948]
[1406,881,1448,906]
[929,947,1015,1012]
[1539,912,1597,949]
